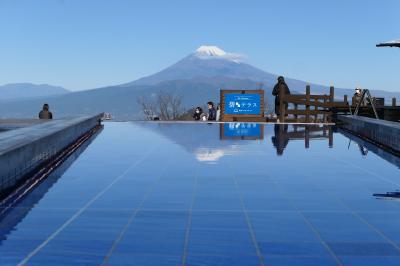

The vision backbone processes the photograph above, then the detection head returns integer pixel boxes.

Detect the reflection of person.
[272,124,289,155]
[39,103,53,119]
[193,107,203,121]
[358,144,368,156]
[207,101,216,121]
[272,76,291,117]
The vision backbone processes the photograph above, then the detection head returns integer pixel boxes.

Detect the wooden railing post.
[305,85,310,123]
[343,95,348,115]
[329,86,334,122]
[393,97,397,107]
[294,104,298,122]
[328,127,333,148]
[329,86,334,103]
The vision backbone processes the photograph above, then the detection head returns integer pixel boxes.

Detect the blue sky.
[0,0,399,91]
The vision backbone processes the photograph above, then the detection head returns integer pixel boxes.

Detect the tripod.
[353,89,379,119]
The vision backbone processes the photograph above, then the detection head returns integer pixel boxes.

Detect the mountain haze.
[0,83,69,101]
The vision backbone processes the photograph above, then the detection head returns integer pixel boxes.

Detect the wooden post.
[329,86,334,122]
[305,85,310,123]
[220,90,224,121]
[343,95,348,115]
[328,127,333,148]
[329,86,334,103]
[294,104,298,122]
[323,98,327,123]
[305,126,310,148]
[392,97,397,107]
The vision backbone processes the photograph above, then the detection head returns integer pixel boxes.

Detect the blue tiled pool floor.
[1,122,400,266]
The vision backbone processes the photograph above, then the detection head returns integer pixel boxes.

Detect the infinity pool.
[1,122,400,266]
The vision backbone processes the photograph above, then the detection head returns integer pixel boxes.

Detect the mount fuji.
[122,45,352,97]
[126,45,286,88]
[0,45,398,120]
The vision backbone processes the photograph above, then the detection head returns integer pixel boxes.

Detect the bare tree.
[137,91,184,120]
[137,96,156,120]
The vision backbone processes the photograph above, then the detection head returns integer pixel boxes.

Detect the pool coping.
[0,114,103,195]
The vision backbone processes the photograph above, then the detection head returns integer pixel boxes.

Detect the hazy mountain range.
[0,45,398,120]
[0,83,69,100]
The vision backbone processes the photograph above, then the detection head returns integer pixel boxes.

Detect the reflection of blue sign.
[225,94,261,115]
[224,123,261,137]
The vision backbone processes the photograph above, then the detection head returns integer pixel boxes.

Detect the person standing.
[39,103,53,119]
[216,103,221,121]
[207,101,216,121]
[272,76,291,117]
[353,87,363,106]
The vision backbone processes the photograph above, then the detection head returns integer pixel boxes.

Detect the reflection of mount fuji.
[136,122,271,163]
[137,122,337,161]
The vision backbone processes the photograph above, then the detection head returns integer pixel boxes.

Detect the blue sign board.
[223,123,262,138]
[224,93,261,115]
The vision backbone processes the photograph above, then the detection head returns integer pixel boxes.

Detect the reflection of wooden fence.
[279,86,348,123]
[272,124,333,155]
[290,125,333,148]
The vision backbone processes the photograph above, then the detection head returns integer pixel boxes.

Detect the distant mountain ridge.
[0,83,69,100]
[0,45,398,119]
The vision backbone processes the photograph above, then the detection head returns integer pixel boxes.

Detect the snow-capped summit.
[193,45,243,63]
[195,45,227,57]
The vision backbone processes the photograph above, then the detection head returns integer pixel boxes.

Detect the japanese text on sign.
[224,94,261,115]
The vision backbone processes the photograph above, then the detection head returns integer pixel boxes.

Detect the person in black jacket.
[193,107,203,121]
[272,76,291,116]
[207,101,216,121]
[38,103,53,119]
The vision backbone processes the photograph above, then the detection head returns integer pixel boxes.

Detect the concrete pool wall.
[339,115,400,153]
[0,114,103,196]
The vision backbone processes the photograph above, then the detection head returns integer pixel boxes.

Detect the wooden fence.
[279,85,348,123]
